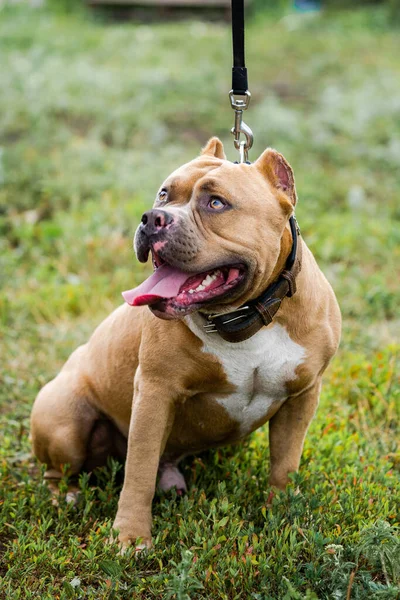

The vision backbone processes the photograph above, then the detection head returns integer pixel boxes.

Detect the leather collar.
[202,216,302,343]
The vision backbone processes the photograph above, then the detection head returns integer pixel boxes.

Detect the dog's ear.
[255,148,297,207]
[201,137,226,160]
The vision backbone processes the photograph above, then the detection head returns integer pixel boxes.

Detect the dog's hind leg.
[31,370,100,487]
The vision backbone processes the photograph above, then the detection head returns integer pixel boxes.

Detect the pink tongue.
[122,265,191,307]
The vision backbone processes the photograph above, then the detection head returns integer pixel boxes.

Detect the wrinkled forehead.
[160,157,224,202]
[161,156,259,204]
[162,158,274,212]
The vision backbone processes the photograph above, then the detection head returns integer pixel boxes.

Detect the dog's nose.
[140,209,174,236]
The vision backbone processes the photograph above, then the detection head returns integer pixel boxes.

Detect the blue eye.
[208,197,226,210]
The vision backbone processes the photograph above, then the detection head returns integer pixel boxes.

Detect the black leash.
[229,0,253,162]
[231,0,248,95]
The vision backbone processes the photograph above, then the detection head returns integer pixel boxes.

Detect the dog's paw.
[111,534,152,556]
[110,519,152,555]
[158,464,187,495]
[45,476,80,507]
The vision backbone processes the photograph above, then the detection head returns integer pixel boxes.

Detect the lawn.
[0,2,399,598]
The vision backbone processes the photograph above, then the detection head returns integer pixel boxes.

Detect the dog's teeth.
[187,271,221,295]
[201,272,218,287]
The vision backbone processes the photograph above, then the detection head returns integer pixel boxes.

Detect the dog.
[31,137,341,550]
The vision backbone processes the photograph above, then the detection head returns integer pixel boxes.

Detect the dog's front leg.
[268,380,321,490]
[112,369,176,551]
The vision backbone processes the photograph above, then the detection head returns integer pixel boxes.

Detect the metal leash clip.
[229,90,253,163]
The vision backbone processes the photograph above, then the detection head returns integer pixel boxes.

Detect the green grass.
[0,3,399,598]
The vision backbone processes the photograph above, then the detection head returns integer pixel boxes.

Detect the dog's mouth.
[122,250,247,319]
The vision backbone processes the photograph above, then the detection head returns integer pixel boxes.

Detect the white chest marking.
[186,316,306,435]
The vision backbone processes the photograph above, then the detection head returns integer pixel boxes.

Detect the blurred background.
[0,1,399,597]
[1,0,399,350]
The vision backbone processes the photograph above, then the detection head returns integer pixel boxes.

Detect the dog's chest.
[187,317,306,435]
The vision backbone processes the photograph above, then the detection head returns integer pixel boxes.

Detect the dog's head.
[123,137,297,319]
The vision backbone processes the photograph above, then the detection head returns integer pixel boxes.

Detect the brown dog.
[31,138,341,550]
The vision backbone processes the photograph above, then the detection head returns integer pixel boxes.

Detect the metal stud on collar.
[204,305,250,334]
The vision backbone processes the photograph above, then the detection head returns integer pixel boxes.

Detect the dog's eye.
[158,189,168,202]
[208,197,226,210]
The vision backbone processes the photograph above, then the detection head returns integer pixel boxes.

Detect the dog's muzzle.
[135,209,175,263]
